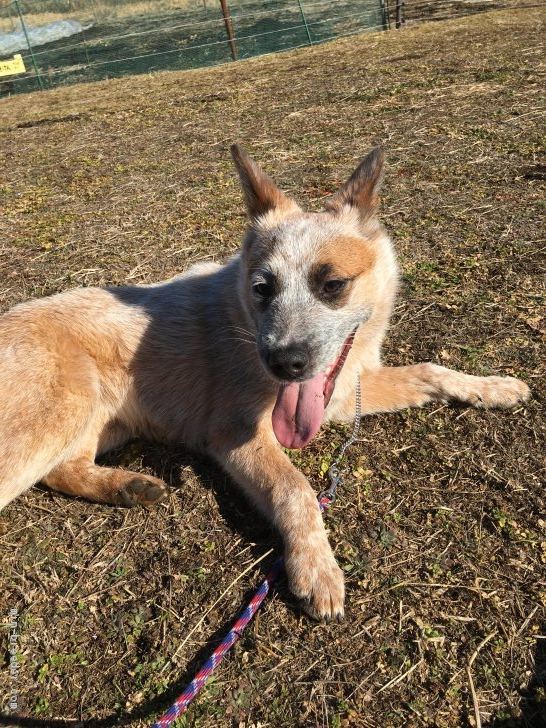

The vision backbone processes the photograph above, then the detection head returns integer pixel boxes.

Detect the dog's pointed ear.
[324,147,385,222]
[231,144,297,219]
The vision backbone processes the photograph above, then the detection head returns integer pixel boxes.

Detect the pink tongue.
[272,372,325,449]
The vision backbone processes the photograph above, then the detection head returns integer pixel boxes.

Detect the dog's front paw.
[285,542,345,623]
[470,375,530,409]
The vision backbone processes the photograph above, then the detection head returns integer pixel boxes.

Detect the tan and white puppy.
[0,146,529,620]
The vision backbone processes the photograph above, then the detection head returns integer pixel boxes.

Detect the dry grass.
[0,4,545,727]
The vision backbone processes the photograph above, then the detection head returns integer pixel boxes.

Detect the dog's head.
[232,145,397,448]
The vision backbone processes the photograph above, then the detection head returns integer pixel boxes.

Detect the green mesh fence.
[0,0,387,95]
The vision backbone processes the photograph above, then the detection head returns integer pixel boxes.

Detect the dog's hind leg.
[335,363,530,419]
[0,337,167,511]
[43,450,168,508]
[42,414,168,507]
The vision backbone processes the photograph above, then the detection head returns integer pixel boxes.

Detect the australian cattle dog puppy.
[0,146,529,620]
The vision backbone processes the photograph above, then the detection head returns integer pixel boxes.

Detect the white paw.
[285,541,345,622]
[469,375,530,409]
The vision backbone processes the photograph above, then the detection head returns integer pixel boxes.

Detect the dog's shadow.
[106,437,285,558]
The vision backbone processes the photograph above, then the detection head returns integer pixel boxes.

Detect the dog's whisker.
[228,332,255,341]
[223,325,256,339]
[225,337,256,346]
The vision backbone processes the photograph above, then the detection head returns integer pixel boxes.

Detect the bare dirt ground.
[0,4,544,726]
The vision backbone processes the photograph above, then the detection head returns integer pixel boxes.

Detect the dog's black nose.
[267,345,311,380]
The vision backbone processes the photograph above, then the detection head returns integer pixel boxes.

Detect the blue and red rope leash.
[152,380,361,728]
[152,499,329,728]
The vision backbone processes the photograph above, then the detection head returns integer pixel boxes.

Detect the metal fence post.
[395,0,404,28]
[14,0,44,90]
[381,0,390,30]
[219,0,237,60]
[296,0,312,45]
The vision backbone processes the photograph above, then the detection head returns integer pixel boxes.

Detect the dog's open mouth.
[271,331,356,449]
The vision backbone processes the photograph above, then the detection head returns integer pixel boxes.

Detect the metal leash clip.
[319,464,344,505]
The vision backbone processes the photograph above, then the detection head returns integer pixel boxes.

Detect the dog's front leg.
[334,363,530,420]
[210,428,344,622]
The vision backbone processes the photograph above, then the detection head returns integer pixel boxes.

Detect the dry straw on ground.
[0,4,545,726]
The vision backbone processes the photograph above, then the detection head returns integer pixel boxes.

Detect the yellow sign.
[0,54,26,77]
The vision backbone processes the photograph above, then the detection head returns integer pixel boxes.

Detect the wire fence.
[0,0,529,95]
[0,0,386,94]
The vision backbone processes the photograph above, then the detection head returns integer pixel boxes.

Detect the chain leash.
[319,377,362,505]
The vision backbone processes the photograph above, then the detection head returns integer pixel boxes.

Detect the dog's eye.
[252,281,273,299]
[322,279,347,296]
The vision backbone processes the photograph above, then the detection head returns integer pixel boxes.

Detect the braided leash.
[152,379,361,728]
